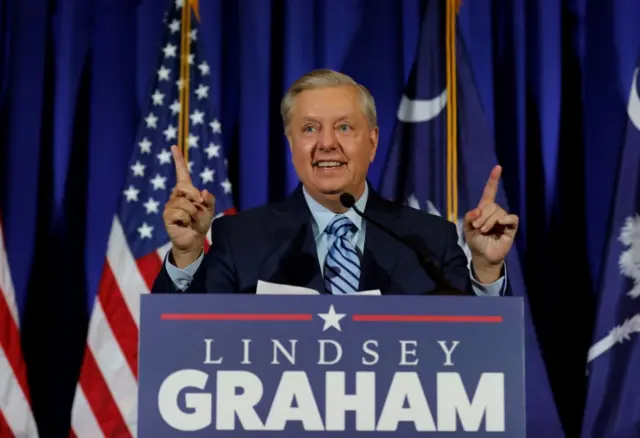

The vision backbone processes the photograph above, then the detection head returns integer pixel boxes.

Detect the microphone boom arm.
[339,192,465,295]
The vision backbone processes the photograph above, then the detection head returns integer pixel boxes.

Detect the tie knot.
[326,215,355,238]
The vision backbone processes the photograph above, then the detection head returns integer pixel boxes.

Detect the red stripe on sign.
[161,313,313,321]
[98,262,139,378]
[352,315,502,323]
[78,348,132,438]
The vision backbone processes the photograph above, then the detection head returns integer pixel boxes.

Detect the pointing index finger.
[171,145,192,183]
[478,165,501,207]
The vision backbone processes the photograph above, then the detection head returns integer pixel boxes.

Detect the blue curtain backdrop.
[1,0,640,436]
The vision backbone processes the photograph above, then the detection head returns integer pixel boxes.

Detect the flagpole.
[178,1,192,162]
[446,0,460,224]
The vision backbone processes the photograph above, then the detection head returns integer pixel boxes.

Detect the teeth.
[317,161,342,168]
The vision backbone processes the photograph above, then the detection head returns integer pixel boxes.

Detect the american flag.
[0,216,39,437]
[70,1,235,436]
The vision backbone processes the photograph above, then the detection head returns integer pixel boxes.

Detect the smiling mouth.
[313,161,346,169]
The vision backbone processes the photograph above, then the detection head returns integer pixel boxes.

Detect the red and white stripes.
[0,219,39,437]
[70,217,213,437]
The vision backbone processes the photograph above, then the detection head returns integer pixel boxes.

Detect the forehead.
[291,85,364,121]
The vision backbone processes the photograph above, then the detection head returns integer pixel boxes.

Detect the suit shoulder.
[402,205,454,230]
[210,195,298,233]
[211,203,271,230]
[377,196,455,232]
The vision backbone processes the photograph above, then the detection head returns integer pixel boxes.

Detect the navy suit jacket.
[152,185,496,296]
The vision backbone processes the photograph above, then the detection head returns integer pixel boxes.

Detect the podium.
[138,294,525,437]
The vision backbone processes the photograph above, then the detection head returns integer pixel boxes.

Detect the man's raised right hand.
[163,145,216,268]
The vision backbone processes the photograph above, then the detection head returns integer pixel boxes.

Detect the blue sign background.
[139,294,525,437]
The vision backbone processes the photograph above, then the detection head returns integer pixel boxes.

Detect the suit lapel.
[259,186,325,293]
[358,186,404,294]
[258,183,407,295]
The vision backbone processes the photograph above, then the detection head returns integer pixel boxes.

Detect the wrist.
[171,245,203,269]
[471,258,504,284]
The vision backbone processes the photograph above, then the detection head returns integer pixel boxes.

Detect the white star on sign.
[317,305,346,332]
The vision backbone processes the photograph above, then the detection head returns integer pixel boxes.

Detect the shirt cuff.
[470,263,507,297]
[165,250,204,291]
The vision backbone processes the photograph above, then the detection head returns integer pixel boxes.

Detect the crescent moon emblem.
[396,89,447,123]
[627,67,640,131]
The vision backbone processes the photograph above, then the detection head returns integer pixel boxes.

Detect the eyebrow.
[301,115,352,124]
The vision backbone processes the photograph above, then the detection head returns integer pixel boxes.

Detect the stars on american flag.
[130,161,145,177]
[117,0,234,257]
[71,3,237,435]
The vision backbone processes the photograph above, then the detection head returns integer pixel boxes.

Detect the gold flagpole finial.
[188,0,200,22]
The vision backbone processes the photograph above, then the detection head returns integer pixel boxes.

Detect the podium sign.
[138,294,525,437]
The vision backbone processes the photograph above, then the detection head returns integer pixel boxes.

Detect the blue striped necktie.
[323,215,361,294]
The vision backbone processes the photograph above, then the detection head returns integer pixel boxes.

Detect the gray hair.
[280,69,378,134]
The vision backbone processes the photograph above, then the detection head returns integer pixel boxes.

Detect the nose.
[318,126,338,150]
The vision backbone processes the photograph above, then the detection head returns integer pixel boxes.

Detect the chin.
[320,189,343,196]
[315,183,347,196]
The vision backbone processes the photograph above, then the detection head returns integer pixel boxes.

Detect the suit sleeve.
[151,216,238,294]
[439,220,474,295]
[438,220,512,297]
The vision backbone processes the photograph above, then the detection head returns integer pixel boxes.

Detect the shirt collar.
[302,184,369,237]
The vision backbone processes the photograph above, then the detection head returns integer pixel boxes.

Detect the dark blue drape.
[2,0,640,435]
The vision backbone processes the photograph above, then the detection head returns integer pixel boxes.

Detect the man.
[152,69,518,296]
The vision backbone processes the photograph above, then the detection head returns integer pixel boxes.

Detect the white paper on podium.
[256,280,381,296]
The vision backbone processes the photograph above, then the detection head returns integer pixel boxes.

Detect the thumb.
[201,189,216,212]
[464,208,480,224]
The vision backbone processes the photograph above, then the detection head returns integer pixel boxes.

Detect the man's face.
[287,85,379,201]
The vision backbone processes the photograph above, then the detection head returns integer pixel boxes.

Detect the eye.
[337,123,352,133]
[303,125,317,133]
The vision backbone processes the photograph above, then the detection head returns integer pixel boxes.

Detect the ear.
[368,126,379,162]
[285,132,293,151]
